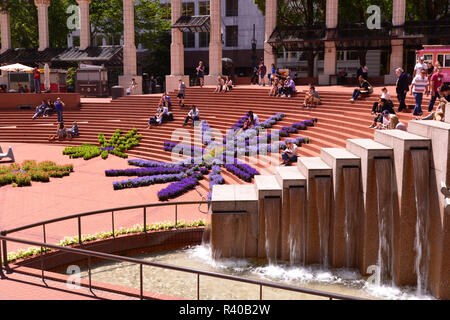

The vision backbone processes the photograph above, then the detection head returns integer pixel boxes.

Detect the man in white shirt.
[413,57,427,78]
[411,69,429,116]
[282,141,299,166]
[183,105,200,126]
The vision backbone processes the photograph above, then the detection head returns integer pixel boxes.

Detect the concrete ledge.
[298,157,332,178]
[0,93,81,110]
[211,185,236,212]
[275,166,306,188]
[254,175,282,199]
[374,129,431,149]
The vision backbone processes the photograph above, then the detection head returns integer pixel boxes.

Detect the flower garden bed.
[0,160,74,187]
[63,128,142,160]
[6,219,207,263]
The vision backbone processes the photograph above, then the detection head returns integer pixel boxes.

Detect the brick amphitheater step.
[0,87,432,189]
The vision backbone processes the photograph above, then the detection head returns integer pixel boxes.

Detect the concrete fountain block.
[346,139,394,275]
[234,185,259,258]
[407,120,450,299]
[254,175,282,260]
[320,148,361,269]
[275,166,307,262]
[297,157,333,265]
[211,184,236,212]
[374,129,431,287]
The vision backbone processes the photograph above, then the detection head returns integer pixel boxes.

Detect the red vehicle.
[416,45,450,84]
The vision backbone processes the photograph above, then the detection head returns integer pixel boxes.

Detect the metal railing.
[0,201,365,300]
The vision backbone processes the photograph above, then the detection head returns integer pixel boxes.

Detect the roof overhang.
[172,15,210,33]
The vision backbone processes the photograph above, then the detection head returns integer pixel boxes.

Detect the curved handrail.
[2,200,209,235]
[0,235,365,300]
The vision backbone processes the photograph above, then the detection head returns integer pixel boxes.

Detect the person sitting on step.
[223,76,233,93]
[243,110,259,131]
[269,78,280,97]
[32,100,47,120]
[389,115,407,131]
[281,141,299,166]
[369,99,396,128]
[48,122,67,141]
[285,76,296,98]
[43,99,55,117]
[303,85,321,108]
[67,121,79,139]
[371,87,391,114]
[278,79,288,97]
[214,76,224,93]
[350,75,373,102]
[147,104,169,128]
[183,105,200,126]
[420,84,448,122]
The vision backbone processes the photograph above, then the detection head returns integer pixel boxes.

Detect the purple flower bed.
[101,147,115,152]
[128,159,180,168]
[112,173,185,190]
[224,164,253,182]
[158,177,199,201]
[105,167,183,177]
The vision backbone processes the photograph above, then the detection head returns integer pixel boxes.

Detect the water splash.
[411,149,430,296]
[343,167,360,268]
[187,245,433,300]
[375,158,395,286]
[315,177,331,268]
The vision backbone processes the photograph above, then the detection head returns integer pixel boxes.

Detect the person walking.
[177,79,187,107]
[259,60,267,86]
[428,66,444,113]
[395,68,409,113]
[411,69,429,117]
[33,67,41,93]
[55,97,65,123]
[196,61,205,87]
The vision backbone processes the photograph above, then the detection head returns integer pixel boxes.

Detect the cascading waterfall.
[343,167,360,268]
[315,176,331,268]
[265,197,280,265]
[374,158,395,286]
[289,187,306,266]
[411,149,430,296]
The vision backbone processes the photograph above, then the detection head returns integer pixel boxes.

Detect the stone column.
[35,0,50,51]
[385,0,406,84]
[119,0,142,94]
[165,0,189,93]
[264,0,277,70]
[76,0,91,50]
[204,0,222,85]
[319,0,338,85]
[0,9,12,53]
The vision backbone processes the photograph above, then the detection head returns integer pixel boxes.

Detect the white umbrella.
[0,63,34,72]
[44,63,50,91]
[0,63,34,91]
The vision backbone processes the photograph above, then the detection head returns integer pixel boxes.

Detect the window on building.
[347,51,359,61]
[226,0,238,17]
[199,32,210,48]
[422,54,433,63]
[199,1,210,15]
[225,25,238,47]
[183,32,195,48]
[337,51,345,61]
[183,2,195,16]
[438,54,450,67]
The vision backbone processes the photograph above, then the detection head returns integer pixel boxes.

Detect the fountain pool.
[69,245,434,300]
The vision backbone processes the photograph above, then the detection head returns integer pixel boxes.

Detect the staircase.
[0,87,433,193]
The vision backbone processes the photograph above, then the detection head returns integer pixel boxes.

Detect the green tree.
[0,0,71,48]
